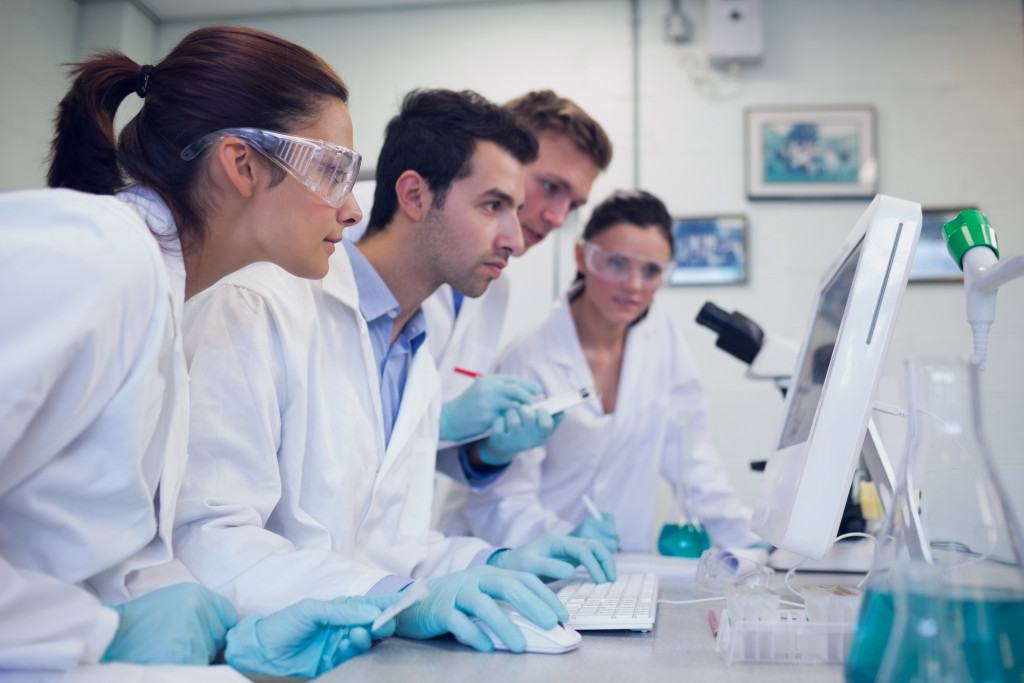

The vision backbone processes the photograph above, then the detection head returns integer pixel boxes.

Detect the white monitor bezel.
[751,194,922,559]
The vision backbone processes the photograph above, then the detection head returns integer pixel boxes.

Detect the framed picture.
[670,215,748,285]
[745,105,878,199]
[909,207,971,282]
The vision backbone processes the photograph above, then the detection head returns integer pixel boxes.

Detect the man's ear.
[212,137,259,199]
[574,241,586,272]
[395,170,433,222]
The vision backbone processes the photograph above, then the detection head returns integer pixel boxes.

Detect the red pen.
[454,367,484,379]
[708,609,720,638]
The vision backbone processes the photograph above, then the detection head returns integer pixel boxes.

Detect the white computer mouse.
[472,605,581,654]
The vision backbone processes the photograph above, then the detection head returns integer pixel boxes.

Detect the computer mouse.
[472,604,581,654]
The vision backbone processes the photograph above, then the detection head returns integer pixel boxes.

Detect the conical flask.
[845,356,1024,683]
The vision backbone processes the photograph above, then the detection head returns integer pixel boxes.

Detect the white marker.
[582,494,603,521]
[371,579,430,631]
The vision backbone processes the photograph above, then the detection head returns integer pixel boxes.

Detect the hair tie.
[135,64,154,98]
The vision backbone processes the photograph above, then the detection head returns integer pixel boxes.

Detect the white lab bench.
[249,571,861,683]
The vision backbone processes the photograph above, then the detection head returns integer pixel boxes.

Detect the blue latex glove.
[224,594,401,677]
[488,533,617,584]
[101,582,237,665]
[570,512,620,554]
[439,375,542,443]
[476,406,563,466]
[393,566,567,653]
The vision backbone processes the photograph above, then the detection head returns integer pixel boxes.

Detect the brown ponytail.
[47,25,349,250]
[47,50,137,196]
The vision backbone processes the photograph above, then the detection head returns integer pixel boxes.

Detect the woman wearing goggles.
[580,239,673,290]
[459,190,760,558]
[1,24,388,678]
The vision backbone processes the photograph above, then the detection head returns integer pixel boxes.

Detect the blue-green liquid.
[657,523,709,558]
[845,587,1024,683]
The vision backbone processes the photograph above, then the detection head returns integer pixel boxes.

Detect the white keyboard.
[556,573,659,631]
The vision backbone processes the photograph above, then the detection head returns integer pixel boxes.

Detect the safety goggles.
[180,127,361,208]
[580,240,672,288]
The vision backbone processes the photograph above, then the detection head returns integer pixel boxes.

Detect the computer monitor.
[751,194,922,560]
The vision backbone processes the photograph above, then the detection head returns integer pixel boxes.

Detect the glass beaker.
[845,356,1024,683]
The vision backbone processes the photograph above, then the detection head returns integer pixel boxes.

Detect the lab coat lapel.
[594,305,659,495]
[378,347,440,480]
[549,297,598,399]
[548,300,579,371]
[322,247,389,460]
[421,284,457,362]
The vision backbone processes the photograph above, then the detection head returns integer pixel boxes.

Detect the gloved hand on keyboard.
[224,594,401,677]
[476,406,563,467]
[393,565,567,653]
[488,533,617,584]
[102,582,237,665]
[570,512,620,554]
[440,375,543,443]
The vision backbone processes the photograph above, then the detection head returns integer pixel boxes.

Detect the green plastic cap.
[943,209,999,270]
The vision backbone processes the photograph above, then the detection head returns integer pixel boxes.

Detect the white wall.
[635,0,1024,519]
[0,0,80,189]
[0,0,156,189]
[3,0,1023,524]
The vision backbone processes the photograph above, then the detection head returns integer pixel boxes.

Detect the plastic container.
[716,584,863,665]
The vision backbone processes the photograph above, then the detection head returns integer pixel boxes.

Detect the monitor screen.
[752,195,921,560]
[778,238,862,449]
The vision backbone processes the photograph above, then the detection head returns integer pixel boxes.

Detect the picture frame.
[909,207,972,282]
[670,214,748,285]
[745,105,878,199]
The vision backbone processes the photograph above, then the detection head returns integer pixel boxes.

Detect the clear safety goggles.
[580,240,673,288]
[180,127,361,208]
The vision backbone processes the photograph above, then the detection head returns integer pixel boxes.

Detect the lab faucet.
[942,210,1024,370]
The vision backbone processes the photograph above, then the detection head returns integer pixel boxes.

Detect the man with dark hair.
[176,89,614,655]
[428,91,616,541]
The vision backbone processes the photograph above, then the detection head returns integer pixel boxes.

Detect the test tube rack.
[716,584,864,665]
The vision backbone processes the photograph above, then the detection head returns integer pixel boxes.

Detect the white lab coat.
[424,280,512,525]
[0,188,194,670]
[174,247,493,618]
[458,292,760,553]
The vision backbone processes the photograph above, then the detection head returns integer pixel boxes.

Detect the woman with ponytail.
[0,25,399,677]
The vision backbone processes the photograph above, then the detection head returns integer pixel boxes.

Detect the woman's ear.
[212,137,259,199]
[574,241,587,273]
[394,170,433,222]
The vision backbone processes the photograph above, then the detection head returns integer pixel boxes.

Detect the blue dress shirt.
[343,240,426,447]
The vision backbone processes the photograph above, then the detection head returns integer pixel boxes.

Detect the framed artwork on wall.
[909,207,973,282]
[670,214,748,285]
[745,105,878,199]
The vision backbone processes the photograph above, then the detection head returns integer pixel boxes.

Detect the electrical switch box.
[706,0,764,65]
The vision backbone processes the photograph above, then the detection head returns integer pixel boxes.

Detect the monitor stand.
[767,416,928,572]
[768,537,875,573]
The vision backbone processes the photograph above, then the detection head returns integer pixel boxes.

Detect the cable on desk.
[783,532,877,598]
[657,596,724,605]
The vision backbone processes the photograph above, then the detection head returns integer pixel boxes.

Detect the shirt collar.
[342,240,427,349]
[344,239,401,324]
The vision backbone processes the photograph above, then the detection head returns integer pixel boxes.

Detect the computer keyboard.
[556,572,659,631]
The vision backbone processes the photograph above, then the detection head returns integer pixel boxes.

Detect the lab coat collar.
[116,185,185,319]
[547,286,662,387]
[547,291,586,372]
[322,240,361,310]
